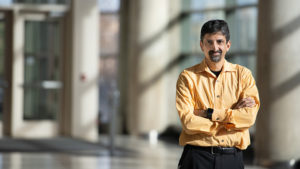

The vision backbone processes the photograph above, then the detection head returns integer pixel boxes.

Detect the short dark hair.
[200,19,230,42]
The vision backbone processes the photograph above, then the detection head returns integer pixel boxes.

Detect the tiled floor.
[0,135,267,169]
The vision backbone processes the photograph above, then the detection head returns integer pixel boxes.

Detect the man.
[176,19,260,169]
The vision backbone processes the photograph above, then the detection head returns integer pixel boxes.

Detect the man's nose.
[212,42,218,51]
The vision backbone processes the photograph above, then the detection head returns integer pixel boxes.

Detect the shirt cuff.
[211,109,227,122]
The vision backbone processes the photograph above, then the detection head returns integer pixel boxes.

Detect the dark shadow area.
[271,71,300,100]
[294,161,300,169]
[158,125,181,145]
[138,13,188,54]
[139,53,188,93]
[0,137,136,157]
[272,15,300,43]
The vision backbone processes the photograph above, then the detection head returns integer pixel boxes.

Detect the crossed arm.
[195,97,256,116]
[176,71,260,135]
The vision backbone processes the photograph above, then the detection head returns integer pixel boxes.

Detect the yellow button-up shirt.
[176,59,260,150]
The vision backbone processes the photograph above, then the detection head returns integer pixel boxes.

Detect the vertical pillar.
[3,11,13,136]
[11,8,24,137]
[69,0,99,142]
[120,0,170,134]
[166,0,182,129]
[256,0,300,165]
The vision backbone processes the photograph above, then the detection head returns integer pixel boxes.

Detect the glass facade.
[182,0,226,11]
[98,0,120,12]
[13,0,68,4]
[23,20,62,120]
[226,5,257,75]
[0,0,12,6]
[180,0,258,76]
[98,0,120,133]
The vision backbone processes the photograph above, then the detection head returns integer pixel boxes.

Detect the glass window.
[98,0,120,12]
[237,0,257,5]
[23,20,62,120]
[98,0,120,133]
[182,0,225,11]
[228,54,256,75]
[227,6,257,76]
[0,0,13,6]
[13,0,68,4]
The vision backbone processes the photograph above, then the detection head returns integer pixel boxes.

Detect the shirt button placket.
[215,78,221,107]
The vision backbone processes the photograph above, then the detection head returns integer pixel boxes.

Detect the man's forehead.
[203,32,226,40]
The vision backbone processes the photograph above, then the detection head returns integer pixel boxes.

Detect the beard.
[208,50,222,62]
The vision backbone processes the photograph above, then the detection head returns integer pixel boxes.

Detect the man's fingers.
[244,98,256,107]
[244,99,255,105]
[235,102,243,109]
[240,100,255,107]
[237,102,248,108]
[242,97,255,103]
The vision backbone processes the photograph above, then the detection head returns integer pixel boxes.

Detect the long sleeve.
[211,69,260,130]
[176,72,217,135]
[177,60,259,149]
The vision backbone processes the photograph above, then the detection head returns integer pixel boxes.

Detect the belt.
[185,144,240,154]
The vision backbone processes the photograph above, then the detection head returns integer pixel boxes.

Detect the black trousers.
[178,145,244,169]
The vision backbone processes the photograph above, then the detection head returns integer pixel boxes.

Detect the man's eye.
[207,41,213,45]
[217,40,224,44]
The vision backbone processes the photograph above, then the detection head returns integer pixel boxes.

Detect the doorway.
[10,12,65,137]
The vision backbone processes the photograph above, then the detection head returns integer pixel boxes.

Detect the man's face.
[200,32,231,63]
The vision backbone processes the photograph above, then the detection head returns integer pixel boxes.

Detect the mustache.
[209,50,222,56]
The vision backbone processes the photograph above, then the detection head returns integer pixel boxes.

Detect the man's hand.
[234,97,256,109]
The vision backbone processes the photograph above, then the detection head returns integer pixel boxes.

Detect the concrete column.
[120,0,171,135]
[69,0,99,142]
[166,0,182,129]
[256,0,300,165]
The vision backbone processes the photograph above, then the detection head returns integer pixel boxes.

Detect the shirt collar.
[196,59,236,73]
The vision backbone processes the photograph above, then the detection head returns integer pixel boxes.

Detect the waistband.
[185,144,241,154]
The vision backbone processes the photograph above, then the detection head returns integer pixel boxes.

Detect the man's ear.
[200,41,204,51]
[226,40,231,51]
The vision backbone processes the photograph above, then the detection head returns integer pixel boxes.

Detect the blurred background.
[0,0,300,169]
